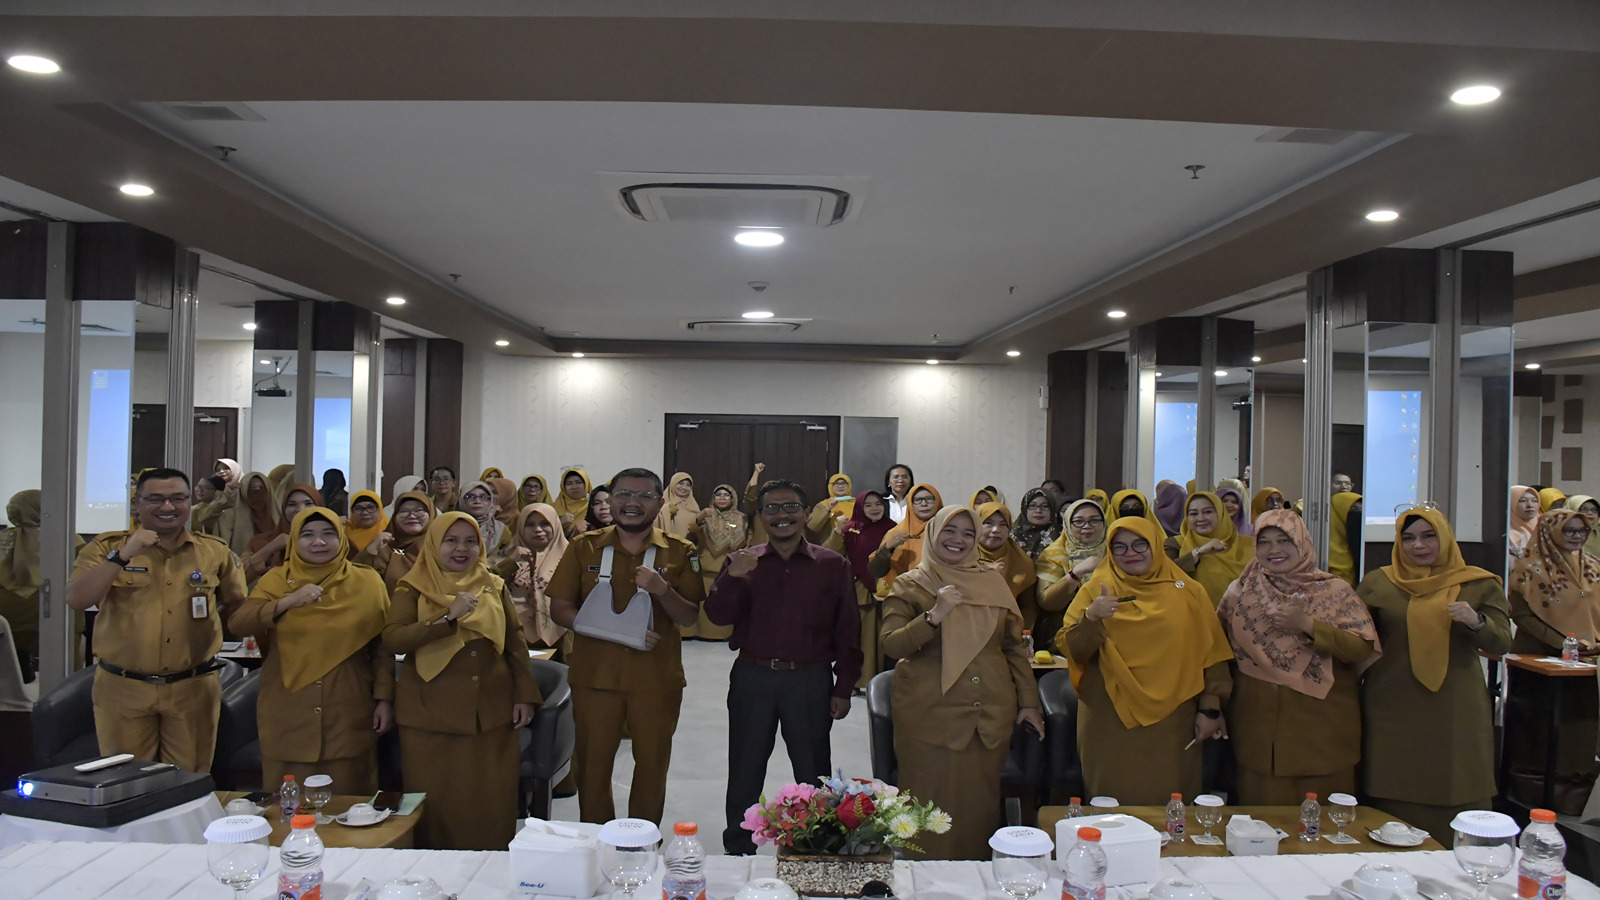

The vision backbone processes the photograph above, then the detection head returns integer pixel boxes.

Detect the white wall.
[460,351,1049,505]
[0,333,45,525]
[247,374,354,477]
[133,341,254,409]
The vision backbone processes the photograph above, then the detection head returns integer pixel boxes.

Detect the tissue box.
[1054,813,1161,886]
[510,819,605,898]
[1224,815,1285,857]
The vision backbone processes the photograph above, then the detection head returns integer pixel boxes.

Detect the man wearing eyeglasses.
[705,479,862,855]
[548,467,706,824]
[65,467,248,771]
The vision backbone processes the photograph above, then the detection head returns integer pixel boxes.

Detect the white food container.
[1224,815,1286,857]
[1054,813,1162,886]
[509,819,605,898]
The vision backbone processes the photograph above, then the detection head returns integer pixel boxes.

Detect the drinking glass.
[1453,831,1517,900]
[601,841,659,897]
[993,852,1049,899]
[303,774,334,825]
[1193,794,1224,843]
[1328,795,1357,841]
[207,838,269,894]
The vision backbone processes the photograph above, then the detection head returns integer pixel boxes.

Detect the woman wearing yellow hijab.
[1328,491,1363,586]
[1566,494,1600,559]
[1250,487,1286,525]
[880,506,1043,860]
[1084,489,1110,513]
[382,512,541,850]
[551,468,593,535]
[974,501,1040,629]
[1357,507,1509,843]
[1164,491,1254,606]
[806,473,855,548]
[343,490,388,559]
[517,474,550,510]
[969,484,1007,510]
[1540,487,1568,513]
[866,483,943,595]
[228,508,392,793]
[480,466,504,481]
[655,472,700,538]
[1056,516,1234,804]
[1109,488,1164,532]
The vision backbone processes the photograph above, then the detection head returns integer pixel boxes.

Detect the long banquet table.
[2,841,1595,900]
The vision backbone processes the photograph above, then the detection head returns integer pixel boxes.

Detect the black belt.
[98,659,223,685]
[738,653,827,671]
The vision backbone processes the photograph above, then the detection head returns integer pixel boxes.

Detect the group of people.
[9,457,1591,859]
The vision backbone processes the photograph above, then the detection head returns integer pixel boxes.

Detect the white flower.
[889,814,919,839]
[926,809,952,835]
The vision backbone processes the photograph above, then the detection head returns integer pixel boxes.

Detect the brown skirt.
[894,732,1007,861]
[399,725,520,850]
[1234,765,1354,806]
[1077,665,1201,805]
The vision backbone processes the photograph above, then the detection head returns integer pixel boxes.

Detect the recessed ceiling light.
[7,55,60,74]
[1451,85,1501,105]
[1106,310,1128,319]
[258,359,270,365]
[742,310,775,319]
[242,323,257,331]
[1301,358,1308,363]
[1214,369,1228,377]
[385,296,405,306]
[1365,209,1399,222]
[1006,350,1021,358]
[1525,362,1541,370]
[119,183,154,197]
[734,230,784,248]
[1251,356,1262,363]
[494,339,510,347]
[572,352,585,358]
[925,359,939,365]
[1155,372,1163,377]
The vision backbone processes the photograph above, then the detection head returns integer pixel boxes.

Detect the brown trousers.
[572,684,682,824]
[92,668,222,772]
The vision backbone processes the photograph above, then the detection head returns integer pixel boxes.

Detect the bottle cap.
[1171,793,1183,799]
[1306,793,1317,800]
[290,814,317,829]
[1076,827,1102,842]
[673,822,698,835]
[283,774,295,782]
[1069,797,1081,804]
[1531,809,1557,823]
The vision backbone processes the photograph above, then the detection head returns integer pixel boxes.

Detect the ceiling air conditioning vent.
[159,101,265,122]
[684,319,805,335]
[623,184,849,227]
[1256,127,1355,145]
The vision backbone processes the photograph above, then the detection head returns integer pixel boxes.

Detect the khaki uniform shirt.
[547,526,705,692]
[75,530,248,674]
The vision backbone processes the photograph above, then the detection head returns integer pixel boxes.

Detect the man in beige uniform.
[549,467,705,824]
[67,468,248,772]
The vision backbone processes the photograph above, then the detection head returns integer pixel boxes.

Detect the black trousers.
[723,660,835,854]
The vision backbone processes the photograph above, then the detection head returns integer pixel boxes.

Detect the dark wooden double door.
[131,405,239,480]
[662,414,841,510]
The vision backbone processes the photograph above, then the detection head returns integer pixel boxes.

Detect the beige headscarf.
[506,503,570,646]
[656,472,701,538]
[397,512,508,681]
[906,506,1021,694]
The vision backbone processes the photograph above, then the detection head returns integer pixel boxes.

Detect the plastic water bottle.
[663,821,707,900]
[1023,630,1035,657]
[1061,826,1107,900]
[1165,793,1186,839]
[1519,808,1568,900]
[279,774,299,822]
[1299,793,1321,841]
[1065,797,1084,819]
[278,814,324,900]
[1563,634,1580,662]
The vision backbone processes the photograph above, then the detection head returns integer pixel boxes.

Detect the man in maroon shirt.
[705,479,863,855]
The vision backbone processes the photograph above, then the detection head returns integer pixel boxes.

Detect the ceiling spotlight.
[385,296,406,306]
[1451,85,1501,105]
[1214,369,1228,377]
[1155,372,1163,377]
[494,339,510,347]
[1106,310,1128,319]
[1525,362,1541,370]
[1365,209,1399,222]
[926,359,939,365]
[572,352,585,358]
[258,359,270,365]
[1301,358,1308,363]
[742,310,775,319]
[1251,356,1262,363]
[1006,350,1022,358]
[734,230,784,248]
[242,322,258,331]
[119,183,154,197]
[6,55,60,74]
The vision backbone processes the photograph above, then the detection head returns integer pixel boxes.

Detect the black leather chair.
[864,669,1044,825]
[1037,669,1084,804]
[212,668,261,789]
[518,658,575,820]
[30,664,98,768]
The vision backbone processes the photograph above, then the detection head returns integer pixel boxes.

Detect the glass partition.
[1152,366,1199,491]
[1362,323,1432,540]
[1214,365,1254,485]
[0,300,48,519]
[250,350,297,474]
[77,301,136,536]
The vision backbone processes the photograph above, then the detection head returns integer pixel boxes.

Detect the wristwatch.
[105,548,129,567]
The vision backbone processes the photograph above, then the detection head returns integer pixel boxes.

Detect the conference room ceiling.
[0,4,1597,363]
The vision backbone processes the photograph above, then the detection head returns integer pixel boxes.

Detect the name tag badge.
[190,595,209,619]
[122,566,149,573]
[587,565,602,573]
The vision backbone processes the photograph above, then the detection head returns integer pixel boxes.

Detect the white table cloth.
[0,794,223,851]
[1,841,1594,900]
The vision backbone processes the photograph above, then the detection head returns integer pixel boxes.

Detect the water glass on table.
[303,774,334,824]
[1326,793,1360,844]
[1191,795,1224,845]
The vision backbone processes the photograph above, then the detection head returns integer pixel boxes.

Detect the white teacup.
[1089,796,1119,809]
[343,802,381,825]
[223,798,258,815]
[735,878,801,900]
[1378,821,1418,842]
[1151,877,1213,900]
[1353,863,1419,900]
[376,875,446,900]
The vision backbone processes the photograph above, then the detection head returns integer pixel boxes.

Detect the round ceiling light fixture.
[1251,356,1262,363]
[1106,310,1128,319]
[242,322,258,331]
[494,339,510,347]
[1524,362,1541,370]
[925,359,939,365]
[1006,350,1021,358]
[741,310,775,319]
[572,352,585,358]
[119,183,154,197]
[734,230,784,248]
[385,296,406,306]
[7,55,60,74]
[1365,209,1400,222]
[1451,85,1501,105]
[1214,369,1228,377]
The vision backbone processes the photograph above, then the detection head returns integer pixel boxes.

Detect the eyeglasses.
[1109,539,1152,556]
[912,495,937,505]
[1026,501,1053,511]
[396,508,429,519]
[1069,517,1104,529]
[610,490,659,502]
[429,475,453,484]
[761,502,806,514]
[463,491,492,503]
[1563,526,1592,538]
[139,494,190,506]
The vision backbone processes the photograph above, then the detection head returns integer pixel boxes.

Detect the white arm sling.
[570,544,657,651]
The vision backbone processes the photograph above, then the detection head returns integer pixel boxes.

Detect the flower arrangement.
[741,772,951,855]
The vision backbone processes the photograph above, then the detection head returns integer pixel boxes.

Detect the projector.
[256,387,288,397]
[16,757,190,805]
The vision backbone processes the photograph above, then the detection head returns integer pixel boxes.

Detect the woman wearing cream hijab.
[686,484,747,640]
[228,508,392,792]
[655,472,700,538]
[1057,516,1234,804]
[1509,485,1541,560]
[382,512,540,850]
[493,503,572,659]
[880,506,1043,860]
[1357,507,1509,843]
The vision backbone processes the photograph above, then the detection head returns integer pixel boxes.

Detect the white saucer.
[1368,827,1427,847]
[335,809,392,827]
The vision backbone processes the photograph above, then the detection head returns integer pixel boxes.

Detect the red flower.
[836,793,876,830]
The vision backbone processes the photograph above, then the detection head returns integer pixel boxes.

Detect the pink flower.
[777,783,818,804]
[741,802,769,843]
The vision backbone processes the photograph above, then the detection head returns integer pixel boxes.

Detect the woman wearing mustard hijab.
[518,474,550,510]
[480,466,505,482]
[1057,516,1234,804]
[552,468,593,535]
[1084,489,1110,514]
[655,472,701,538]
[1357,507,1509,843]
[1250,487,1286,525]
[866,483,943,594]
[1540,487,1568,513]
[343,491,387,560]
[382,512,540,850]
[1109,488,1164,532]
[974,501,1040,631]
[685,484,748,640]
[229,508,393,793]
[880,506,1043,860]
[1164,491,1254,606]
[1328,490,1364,586]
[1503,509,1600,812]
[806,473,855,548]
[1567,494,1600,559]
[1509,485,1542,560]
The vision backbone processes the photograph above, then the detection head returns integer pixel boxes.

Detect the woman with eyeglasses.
[426,466,458,513]
[1010,489,1061,561]
[1250,487,1287,526]
[457,480,509,560]
[494,502,571,659]
[1568,494,1600,557]
[343,491,387,560]
[355,491,436,594]
[517,474,549,510]
[881,506,1044,859]
[1358,507,1509,843]
[551,468,592,536]
[1164,491,1254,608]
[1502,508,1600,812]
[1056,516,1233,804]
[1035,499,1108,644]
[806,473,855,549]
[684,484,748,641]
[245,483,324,583]
[867,484,944,595]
